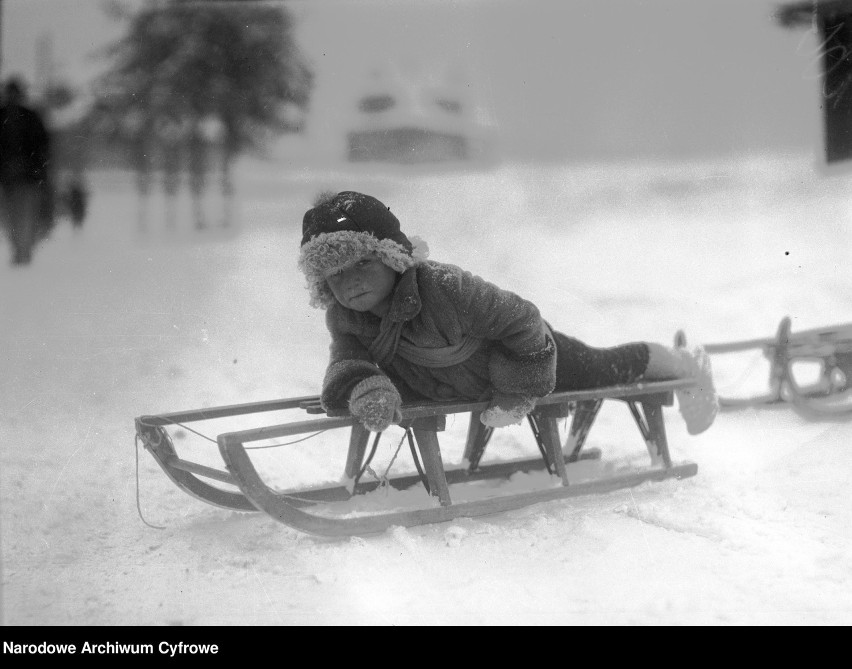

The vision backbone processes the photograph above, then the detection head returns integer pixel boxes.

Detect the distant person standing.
[154,112,188,231]
[0,78,52,265]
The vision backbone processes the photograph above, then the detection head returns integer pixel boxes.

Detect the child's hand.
[348,376,402,432]
[481,393,537,428]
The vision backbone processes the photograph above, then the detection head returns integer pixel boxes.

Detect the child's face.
[324,254,399,316]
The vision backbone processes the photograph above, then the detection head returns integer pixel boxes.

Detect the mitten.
[348,376,403,432]
[480,392,537,428]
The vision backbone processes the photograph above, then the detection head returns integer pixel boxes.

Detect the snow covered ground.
[2,152,851,626]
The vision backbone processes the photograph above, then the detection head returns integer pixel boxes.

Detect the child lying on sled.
[298,191,718,435]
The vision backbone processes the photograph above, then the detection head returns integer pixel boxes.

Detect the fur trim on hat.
[298,230,429,309]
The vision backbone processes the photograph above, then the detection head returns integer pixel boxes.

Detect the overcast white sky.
[0,0,825,160]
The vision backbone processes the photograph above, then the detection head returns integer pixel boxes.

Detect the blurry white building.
[346,62,495,164]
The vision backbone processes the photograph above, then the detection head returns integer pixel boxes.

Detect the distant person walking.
[0,78,52,265]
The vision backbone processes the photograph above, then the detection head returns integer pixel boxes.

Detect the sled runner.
[135,379,699,537]
[702,316,852,418]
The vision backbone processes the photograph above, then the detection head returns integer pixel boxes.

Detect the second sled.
[702,316,852,418]
[135,378,699,537]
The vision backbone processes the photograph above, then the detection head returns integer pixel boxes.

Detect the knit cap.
[298,190,428,308]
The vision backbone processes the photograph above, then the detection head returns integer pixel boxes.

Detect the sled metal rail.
[136,379,699,537]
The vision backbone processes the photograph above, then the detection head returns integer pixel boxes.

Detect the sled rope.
[244,430,329,450]
[358,429,430,495]
[384,431,408,479]
[137,418,219,443]
[721,349,770,394]
[363,430,407,489]
[134,434,166,530]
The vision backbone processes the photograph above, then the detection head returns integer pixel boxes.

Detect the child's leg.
[553,332,649,390]
[553,333,717,435]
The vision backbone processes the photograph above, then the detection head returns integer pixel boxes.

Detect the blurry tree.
[91,0,313,226]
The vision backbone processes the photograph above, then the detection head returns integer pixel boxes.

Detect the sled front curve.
[216,380,699,537]
[135,395,319,512]
[137,419,256,511]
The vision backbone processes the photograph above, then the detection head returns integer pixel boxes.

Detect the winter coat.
[321,260,557,409]
[0,103,51,186]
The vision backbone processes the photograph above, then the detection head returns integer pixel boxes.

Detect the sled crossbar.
[705,320,852,355]
[136,378,698,536]
[163,456,237,485]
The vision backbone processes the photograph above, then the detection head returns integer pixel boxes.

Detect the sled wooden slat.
[218,415,357,446]
[564,399,603,458]
[462,411,493,470]
[641,400,672,468]
[138,395,320,426]
[411,422,452,505]
[534,411,570,485]
[343,423,371,482]
[164,456,237,485]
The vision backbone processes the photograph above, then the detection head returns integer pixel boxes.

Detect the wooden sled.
[135,379,699,537]
[702,316,852,418]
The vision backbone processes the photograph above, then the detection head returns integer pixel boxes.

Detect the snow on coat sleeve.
[435,263,556,398]
[320,306,388,410]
